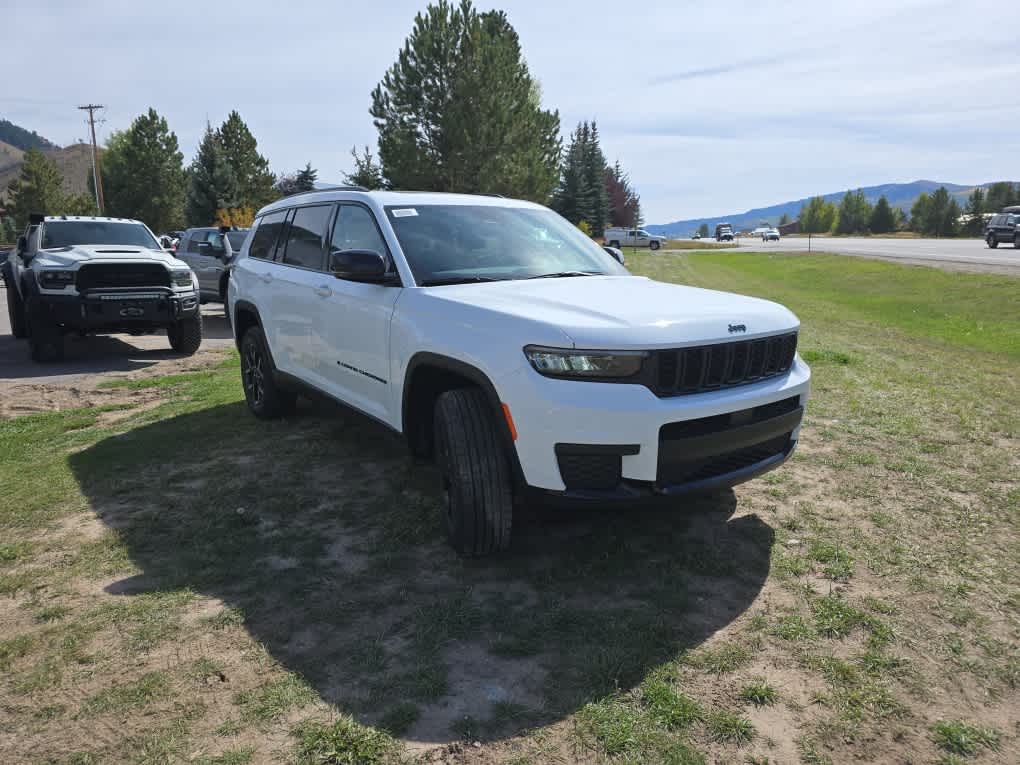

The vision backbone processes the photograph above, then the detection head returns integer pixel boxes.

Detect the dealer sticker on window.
[391,208,418,218]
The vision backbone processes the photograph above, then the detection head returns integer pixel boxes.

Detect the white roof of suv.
[259,189,544,216]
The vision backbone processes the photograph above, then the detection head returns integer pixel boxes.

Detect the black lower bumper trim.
[31,289,199,330]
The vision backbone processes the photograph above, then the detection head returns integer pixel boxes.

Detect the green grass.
[1,251,1017,764]
[930,720,1000,756]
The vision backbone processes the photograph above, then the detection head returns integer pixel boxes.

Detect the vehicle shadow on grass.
[68,397,774,745]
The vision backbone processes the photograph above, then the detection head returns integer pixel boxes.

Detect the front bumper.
[31,287,200,330]
[504,356,811,494]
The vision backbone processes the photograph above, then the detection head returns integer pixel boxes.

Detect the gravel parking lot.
[0,290,234,414]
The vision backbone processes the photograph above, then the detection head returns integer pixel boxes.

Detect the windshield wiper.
[419,275,503,287]
[525,270,601,279]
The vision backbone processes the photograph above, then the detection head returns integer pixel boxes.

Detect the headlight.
[171,269,193,287]
[39,270,75,288]
[524,346,647,379]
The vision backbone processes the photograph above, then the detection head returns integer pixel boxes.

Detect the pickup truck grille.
[76,263,170,291]
[654,333,797,396]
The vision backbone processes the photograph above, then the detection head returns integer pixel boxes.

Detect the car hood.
[34,245,184,269]
[426,275,799,348]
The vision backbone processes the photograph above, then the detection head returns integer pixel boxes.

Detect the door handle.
[314,285,332,298]
[260,273,273,284]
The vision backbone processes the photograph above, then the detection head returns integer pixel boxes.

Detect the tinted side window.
[282,205,332,269]
[330,205,388,255]
[249,212,287,260]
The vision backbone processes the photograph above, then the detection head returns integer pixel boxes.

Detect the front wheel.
[434,388,513,556]
[649,240,661,251]
[26,305,64,362]
[167,313,203,355]
[6,280,28,338]
[987,235,998,249]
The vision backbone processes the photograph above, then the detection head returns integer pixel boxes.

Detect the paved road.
[725,236,1020,274]
[0,287,234,384]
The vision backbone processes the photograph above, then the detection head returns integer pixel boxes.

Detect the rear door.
[317,203,402,422]
[238,211,288,352]
[271,205,334,379]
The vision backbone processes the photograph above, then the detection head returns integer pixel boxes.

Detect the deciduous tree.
[834,189,871,235]
[697,223,709,238]
[799,196,837,234]
[370,0,560,201]
[604,160,641,229]
[103,109,186,233]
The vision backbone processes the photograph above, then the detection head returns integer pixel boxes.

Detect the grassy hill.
[0,142,98,204]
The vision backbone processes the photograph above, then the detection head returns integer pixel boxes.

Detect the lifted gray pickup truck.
[3,214,203,362]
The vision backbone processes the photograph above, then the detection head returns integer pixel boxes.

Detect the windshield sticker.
[391,208,418,218]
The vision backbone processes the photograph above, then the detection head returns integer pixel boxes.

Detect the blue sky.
[5,0,1017,223]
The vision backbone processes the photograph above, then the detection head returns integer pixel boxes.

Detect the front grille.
[76,263,170,291]
[657,433,792,485]
[654,333,797,396]
[556,453,622,490]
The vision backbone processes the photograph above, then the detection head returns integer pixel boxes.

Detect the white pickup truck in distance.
[228,190,811,556]
[604,227,667,251]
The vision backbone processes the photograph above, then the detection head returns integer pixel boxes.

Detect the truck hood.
[33,245,185,269]
[426,275,799,348]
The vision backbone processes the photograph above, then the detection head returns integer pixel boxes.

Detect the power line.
[78,104,106,214]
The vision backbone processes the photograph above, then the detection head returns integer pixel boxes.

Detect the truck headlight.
[39,270,76,288]
[524,346,647,379]
[171,269,194,287]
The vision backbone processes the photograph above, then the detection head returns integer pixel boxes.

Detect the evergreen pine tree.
[217,111,276,209]
[295,163,317,192]
[869,195,895,234]
[186,125,239,226]
[5,148,66,228]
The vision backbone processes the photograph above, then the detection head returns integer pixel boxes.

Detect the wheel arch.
[232,299,262,350]
[401,352,524,484]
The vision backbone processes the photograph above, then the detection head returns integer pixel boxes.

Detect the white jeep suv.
[229,189,810,555]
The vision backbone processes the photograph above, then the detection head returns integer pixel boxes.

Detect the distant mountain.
[0,119,58,153]
[0,143,98,204]
[646,180,1011,236]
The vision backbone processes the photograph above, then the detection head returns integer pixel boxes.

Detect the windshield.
[385,205,628,284]
[41,221,159,250]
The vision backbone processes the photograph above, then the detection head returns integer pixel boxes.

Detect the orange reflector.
[501,403,518,441]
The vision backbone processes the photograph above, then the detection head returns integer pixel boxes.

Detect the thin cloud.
[647,53,793,85]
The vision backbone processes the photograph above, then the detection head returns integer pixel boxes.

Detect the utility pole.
[78,104,105,214]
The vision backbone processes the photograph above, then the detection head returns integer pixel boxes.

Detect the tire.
[609,240,620,248]
[1013,235,1019,249]
[26,303,64,362]
[987,235,998,249]
[240,326,296,419]
[650,240,660,251]
[434,387,513,556]
[167,313,203,355]
[6,279,28,338]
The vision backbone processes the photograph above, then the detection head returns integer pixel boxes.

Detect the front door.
[317,203,401,423]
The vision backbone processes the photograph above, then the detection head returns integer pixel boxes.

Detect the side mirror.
[603,245,625,265]
[329,249,390,283]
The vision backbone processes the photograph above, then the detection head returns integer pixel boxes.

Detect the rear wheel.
[434,388,513,556]
[1013,234,1019,249]
[5,279,27,338]
[168,313,203,355]
[240,326,296,419]
[987,234,998,248]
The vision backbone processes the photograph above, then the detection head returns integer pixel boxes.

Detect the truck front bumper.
[31,287,200,331]
[504,356,811,495]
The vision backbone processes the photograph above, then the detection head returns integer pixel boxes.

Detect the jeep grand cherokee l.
[4,215,202,361]
[228,189,810,555]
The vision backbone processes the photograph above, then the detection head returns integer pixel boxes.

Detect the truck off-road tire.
[168,313,203,355]
[5,280,28,338]
[650,240,661,251]
[987,234,998,249]
[434,387,513,556]
[240,326,296,419]
[26,306,64,362]
[609,240,620,248]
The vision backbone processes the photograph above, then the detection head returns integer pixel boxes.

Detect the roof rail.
[280,185,369,199]
[479,193,504,198]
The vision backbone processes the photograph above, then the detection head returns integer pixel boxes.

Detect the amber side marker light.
[501,403,518,441]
